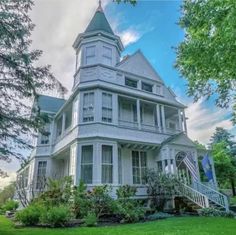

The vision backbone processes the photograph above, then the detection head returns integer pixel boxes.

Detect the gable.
[162,133,196,148]
[117,50,163,82]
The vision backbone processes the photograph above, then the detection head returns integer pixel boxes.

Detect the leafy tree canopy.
[0,0,66,175]
[176,0,236,123]
[114,0,137,5]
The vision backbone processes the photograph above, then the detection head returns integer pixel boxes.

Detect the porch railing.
[177,182,210,209]
[192,181,229,211]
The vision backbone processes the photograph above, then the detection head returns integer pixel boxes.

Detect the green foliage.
[144,170,179,211]
[15,204,43,226]
[212,141,236,193]
[146,212,173,221]
[114,0,137,6]
[36,176,72,207]
[40,205,71,227]
[83,212,98,227]
[175,0,236,122]
[0,183,15,206]
[0,0,66,170]
[198,208,235,218]
[115,185,145,223]
[2,200,18,212]
[116,185,136,199]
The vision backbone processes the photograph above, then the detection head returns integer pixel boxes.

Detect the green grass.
[0,215,236,235]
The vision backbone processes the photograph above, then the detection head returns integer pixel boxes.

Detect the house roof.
[85,5,114,35]
[37,95,66,113]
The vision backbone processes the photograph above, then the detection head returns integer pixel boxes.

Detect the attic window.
[86,46,95,65]
[141,82,153,92]
[125,78,137,88]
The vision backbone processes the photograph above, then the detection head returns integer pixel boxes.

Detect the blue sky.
[1,0,235,188]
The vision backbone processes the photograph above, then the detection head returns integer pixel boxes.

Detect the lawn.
[0,216,236,235]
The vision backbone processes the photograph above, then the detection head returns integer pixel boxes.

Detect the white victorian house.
[17,3,229,211]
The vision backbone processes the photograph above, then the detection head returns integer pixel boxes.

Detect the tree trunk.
[230,178,236,196]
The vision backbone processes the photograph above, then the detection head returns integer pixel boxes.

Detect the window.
[156,85,162,95]
[102,93,112,122]
[86,46,95,65]
[70,144,77,179]
[72,98,79,127]
[76,50,82,70]
[36,161,47,189]
[81,145,93,184]
[157,161,163,172]
[125,78,138,88]
[56,117,62,137]
[132,151,147,184]
[103,46,112,65]
[65,106,72,130]
[142,82,153,92]
[102,145,113,183]
[40,124,50,144]
[83,92,94,122]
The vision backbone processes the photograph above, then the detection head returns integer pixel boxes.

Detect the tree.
[175,0,236,123]
[0,183,15,206]
[0,0,66,175]
[212,141,236,196]
[210,127,236,155]
[114,0,137,5]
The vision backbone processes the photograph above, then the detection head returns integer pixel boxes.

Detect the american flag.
[183,153,198,181]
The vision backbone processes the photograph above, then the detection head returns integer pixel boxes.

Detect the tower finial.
[97,0,103,12]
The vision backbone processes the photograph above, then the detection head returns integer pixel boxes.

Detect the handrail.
[177,182,210,209]
[192,181,229,211]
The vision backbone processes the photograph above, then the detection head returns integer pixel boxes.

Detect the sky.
[1,0,235,189]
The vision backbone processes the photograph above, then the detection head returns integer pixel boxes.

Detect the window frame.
[83,92,94,122]
[102,46,112,66]
[101,145,113,184]
[81,145,93,184]
[132,150,147,185]
[125,78,138,88]
[141,82,153,92]
[36,161,47,190]
[85,46,96,65]
[102,92,112,123]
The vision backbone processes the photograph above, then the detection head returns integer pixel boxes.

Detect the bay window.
[83,92,94,122]
[102,145,113,183]
[103,46,112,65]
[86,46,95,65]
[102,93,112,123]
[81,145,93,184]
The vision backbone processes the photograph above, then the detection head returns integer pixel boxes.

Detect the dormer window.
[86,46,95,65]
[103,46,112,66]
[125,78,137,88]
[142,82,153,92]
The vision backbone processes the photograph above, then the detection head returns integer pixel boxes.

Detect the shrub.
[115,186,145,223]
[198,207,235,218]
[3,200,19,212]
[15,204,42,226]
[40,205,71,227]
[146,212,173,221]
[83,212,98,227]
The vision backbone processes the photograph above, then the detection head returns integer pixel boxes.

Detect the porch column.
[161,105,166,133]
[167,159,171,173]
[183,110,187,134]
[178,109,183,131]
[61,112,66,136]
[137,99,141,129]
[113,143,119,185]
[70,143,78,185]
[156,104,161,132]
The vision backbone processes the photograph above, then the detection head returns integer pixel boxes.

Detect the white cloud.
[185,100,233,144]
[119,28,141,46]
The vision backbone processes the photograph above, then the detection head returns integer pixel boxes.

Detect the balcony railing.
[118,120,138,129]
